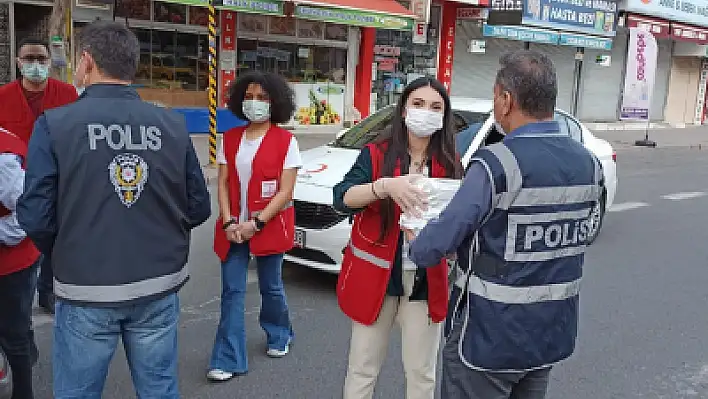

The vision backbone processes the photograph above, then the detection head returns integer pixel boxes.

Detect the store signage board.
[160,0,210,6]
[559,32,613,49]
[672,22,708,44]
[625,14,671,38]
[294,5,414,30]
[522,0,617,37]
[214,0,284,15]
[483,24,613,49]
[411,0,431,43]
[625,0,708,28]
[457,7,488,19]
[487,0,524,25]
[483,24,560,44]
[620,27,659,121]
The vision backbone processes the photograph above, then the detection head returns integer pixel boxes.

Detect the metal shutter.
[451,21,524,100]
[529,42,575,112]
[578,32,628,122]
[650,38,673,121]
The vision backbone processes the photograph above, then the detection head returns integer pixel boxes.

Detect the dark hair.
[375,76,462,240]
[17,38,49,53]
[495,50,557,119]
[227,71,296,124]
[77,20,139,81]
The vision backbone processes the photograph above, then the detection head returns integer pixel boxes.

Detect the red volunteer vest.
[213,125,296,261]
[0,78,79,144]
[0,128,41,276]
[337,143,451,326]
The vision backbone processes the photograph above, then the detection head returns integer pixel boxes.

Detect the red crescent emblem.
[306,164,327,173]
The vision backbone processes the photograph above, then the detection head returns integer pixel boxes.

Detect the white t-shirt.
[216,134,302,222]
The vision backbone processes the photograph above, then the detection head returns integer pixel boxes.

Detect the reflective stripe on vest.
[54,266,188,303]
[467,274,580,304]
[348,243,391,269]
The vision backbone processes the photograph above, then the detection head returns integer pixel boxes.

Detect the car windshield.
[330,106,489,152]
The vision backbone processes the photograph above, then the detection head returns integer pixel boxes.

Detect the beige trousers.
[343,271,443,399]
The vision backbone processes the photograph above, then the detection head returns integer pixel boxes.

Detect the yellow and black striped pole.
[207,1,218,165]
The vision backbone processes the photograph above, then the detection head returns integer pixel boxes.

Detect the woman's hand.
[238,220,258,241]
[225,223,242,243]
[379,175,428,216]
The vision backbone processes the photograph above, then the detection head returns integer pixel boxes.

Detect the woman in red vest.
[333,77,462,399]
[208,71,300,382]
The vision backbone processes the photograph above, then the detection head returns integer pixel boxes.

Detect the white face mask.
[74,85,85,96]
[494,121,506,136]
[405,108,444,137]
[242,100,271,123]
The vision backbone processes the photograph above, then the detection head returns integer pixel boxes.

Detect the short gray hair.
[495,50,557,119]
[78,20,139,81]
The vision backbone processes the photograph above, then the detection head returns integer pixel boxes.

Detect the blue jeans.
[53,294,180,399]
[209,243,293,373]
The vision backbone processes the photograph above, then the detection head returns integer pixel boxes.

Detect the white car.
[286,97,618,273]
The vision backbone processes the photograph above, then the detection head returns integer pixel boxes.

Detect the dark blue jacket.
[410,121,601,371]
[17,84,211,307]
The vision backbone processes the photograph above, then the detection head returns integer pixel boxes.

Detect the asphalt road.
[29,138,708,398]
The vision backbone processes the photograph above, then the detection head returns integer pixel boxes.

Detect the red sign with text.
[437,4,457,93]
[220,10,236,107]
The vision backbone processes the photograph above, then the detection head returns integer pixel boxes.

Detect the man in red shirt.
[0,37,78,314]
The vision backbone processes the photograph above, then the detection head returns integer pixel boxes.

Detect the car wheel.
[586,189,606,245]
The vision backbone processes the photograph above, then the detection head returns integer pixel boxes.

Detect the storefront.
[372,0,442,110]
[0,0,54,85]
[447,0,617,117]
[621,0,708,124]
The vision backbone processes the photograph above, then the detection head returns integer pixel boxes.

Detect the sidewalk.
[591,126,708,150]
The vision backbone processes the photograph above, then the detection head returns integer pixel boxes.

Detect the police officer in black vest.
[17,20,211,398]
[407,50,601,398]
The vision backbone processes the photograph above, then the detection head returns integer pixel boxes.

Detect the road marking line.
[661,191,706,201]
[608,202,650,212]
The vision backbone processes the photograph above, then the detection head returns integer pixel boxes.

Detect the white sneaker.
[266,341,290,358]
[206,369,235,382]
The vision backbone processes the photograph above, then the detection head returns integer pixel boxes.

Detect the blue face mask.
[20,62,49,83]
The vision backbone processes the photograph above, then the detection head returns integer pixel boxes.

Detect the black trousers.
[441,316,551,399]
[0,261,39,399]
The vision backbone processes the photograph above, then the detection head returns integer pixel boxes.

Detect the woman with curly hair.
[208,71,300,382]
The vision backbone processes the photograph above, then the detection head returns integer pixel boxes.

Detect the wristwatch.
[222,217,237,230]
[252,216,266,231]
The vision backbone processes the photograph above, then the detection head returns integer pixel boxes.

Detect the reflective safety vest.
[213,125,295,260]
[337,143,451,326]
[448,122,601,372]
[0,128,40,276]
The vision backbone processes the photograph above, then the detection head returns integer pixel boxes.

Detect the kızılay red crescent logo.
[641,0,651,4]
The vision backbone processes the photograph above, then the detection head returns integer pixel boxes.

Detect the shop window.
[269,16,296,36]
[239,14,267,34]
[324,24,347,41]
[298,20,323,39]
[116,0,150,20]
[188,6,209,26]
[154,1,186,24]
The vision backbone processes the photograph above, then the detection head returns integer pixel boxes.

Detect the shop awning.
[626,14,708,45]
[292,0,416,30]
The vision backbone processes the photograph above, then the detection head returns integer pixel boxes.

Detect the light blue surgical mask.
[74,85,85,96]
[20,62,49,83]
[242,100,271,123]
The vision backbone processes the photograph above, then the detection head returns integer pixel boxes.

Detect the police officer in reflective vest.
[407,50,602,399]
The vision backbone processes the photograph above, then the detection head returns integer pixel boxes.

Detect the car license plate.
[294,229,306,248]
